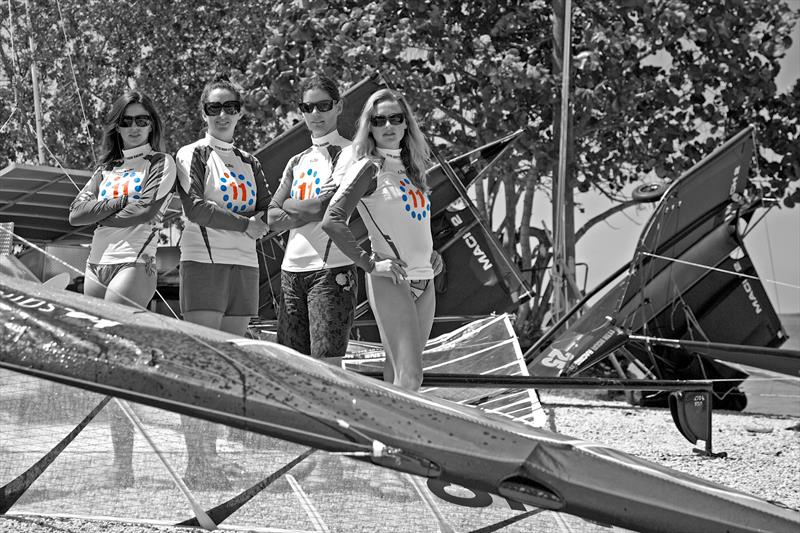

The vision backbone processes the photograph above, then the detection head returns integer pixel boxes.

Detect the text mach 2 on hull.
[1,275,799,533]
[527,127,800,405]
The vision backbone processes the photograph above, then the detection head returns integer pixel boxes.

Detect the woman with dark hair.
[69,90,176,486]
[70,90,175,307]
[175,76,282,489]
[176,76,272,335]
[267,75,357,359]
[322,89,443,391]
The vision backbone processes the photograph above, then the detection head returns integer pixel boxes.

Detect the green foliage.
[1,0,797,306]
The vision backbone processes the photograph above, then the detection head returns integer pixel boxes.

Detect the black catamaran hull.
[527,128,791,400]
[1,275,798,533]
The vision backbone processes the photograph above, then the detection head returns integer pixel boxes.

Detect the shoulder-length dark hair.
[99,91,164,165]
[352,89,431,191]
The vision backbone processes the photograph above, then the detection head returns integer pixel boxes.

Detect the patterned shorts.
[278,265,357,358]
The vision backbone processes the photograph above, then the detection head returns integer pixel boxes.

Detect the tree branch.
[575,199,639,242]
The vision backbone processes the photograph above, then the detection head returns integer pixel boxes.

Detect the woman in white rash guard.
[267,74,357,359]
[322,89,443,391]
[69,90,176,487]
[174,76,281,489]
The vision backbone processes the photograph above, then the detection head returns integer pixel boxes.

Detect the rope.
[0,106,16,134]
[0,223,175,315]
[762,215,782,311]
[23,120,83,190]
[53,0,96,164]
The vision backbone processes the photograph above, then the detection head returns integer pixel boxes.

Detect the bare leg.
[182,310,224,330]
[82,266,107,300]
[86,264,157,486]
[367,276,428,391]
[180,309,230,488]
[104,264,157,308]
[109,404,134,487]
[220,316,251,337]
[216,314,251,474]
[414,282,436,352]
[366,276,396,383]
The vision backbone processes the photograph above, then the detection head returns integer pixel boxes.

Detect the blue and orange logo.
[100,171,142,199]
[220,172,256,213]
[399,178,430,221]
[290,168,322,200]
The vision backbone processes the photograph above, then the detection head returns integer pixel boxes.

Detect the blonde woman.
[322,89,442,391]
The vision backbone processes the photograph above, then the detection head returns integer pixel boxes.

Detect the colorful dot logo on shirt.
[290,168,321,200]
[398,178,429,221]
[101,171,141,199]
[221,172,256,213]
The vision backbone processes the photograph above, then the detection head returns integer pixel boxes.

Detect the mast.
[551,0,574,320]
[23,0,46,164]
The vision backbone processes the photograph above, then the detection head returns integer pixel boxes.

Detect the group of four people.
[68,75,442,487]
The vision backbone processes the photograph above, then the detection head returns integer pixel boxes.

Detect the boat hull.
[1,275,797,533]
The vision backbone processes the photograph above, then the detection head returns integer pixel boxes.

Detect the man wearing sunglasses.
[267,75,358,361]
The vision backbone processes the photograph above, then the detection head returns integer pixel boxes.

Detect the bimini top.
[0,162,182,244]
[0,163,95,243]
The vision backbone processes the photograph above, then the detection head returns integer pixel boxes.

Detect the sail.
[342,314,546,427]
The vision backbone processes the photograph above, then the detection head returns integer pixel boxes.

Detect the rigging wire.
[641,251,800,291]
[53,0,96,164]
[762,213,782,312]
[0,106,16,134]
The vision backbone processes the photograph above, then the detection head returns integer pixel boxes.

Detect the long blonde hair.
[352,89,431,191]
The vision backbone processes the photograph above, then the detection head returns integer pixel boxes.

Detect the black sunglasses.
[119,115,151,128]
[370,113,405,127]
[299,99,336,113]
[203,100,242,116]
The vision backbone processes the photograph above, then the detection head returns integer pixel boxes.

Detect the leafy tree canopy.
[1,0,797,338]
